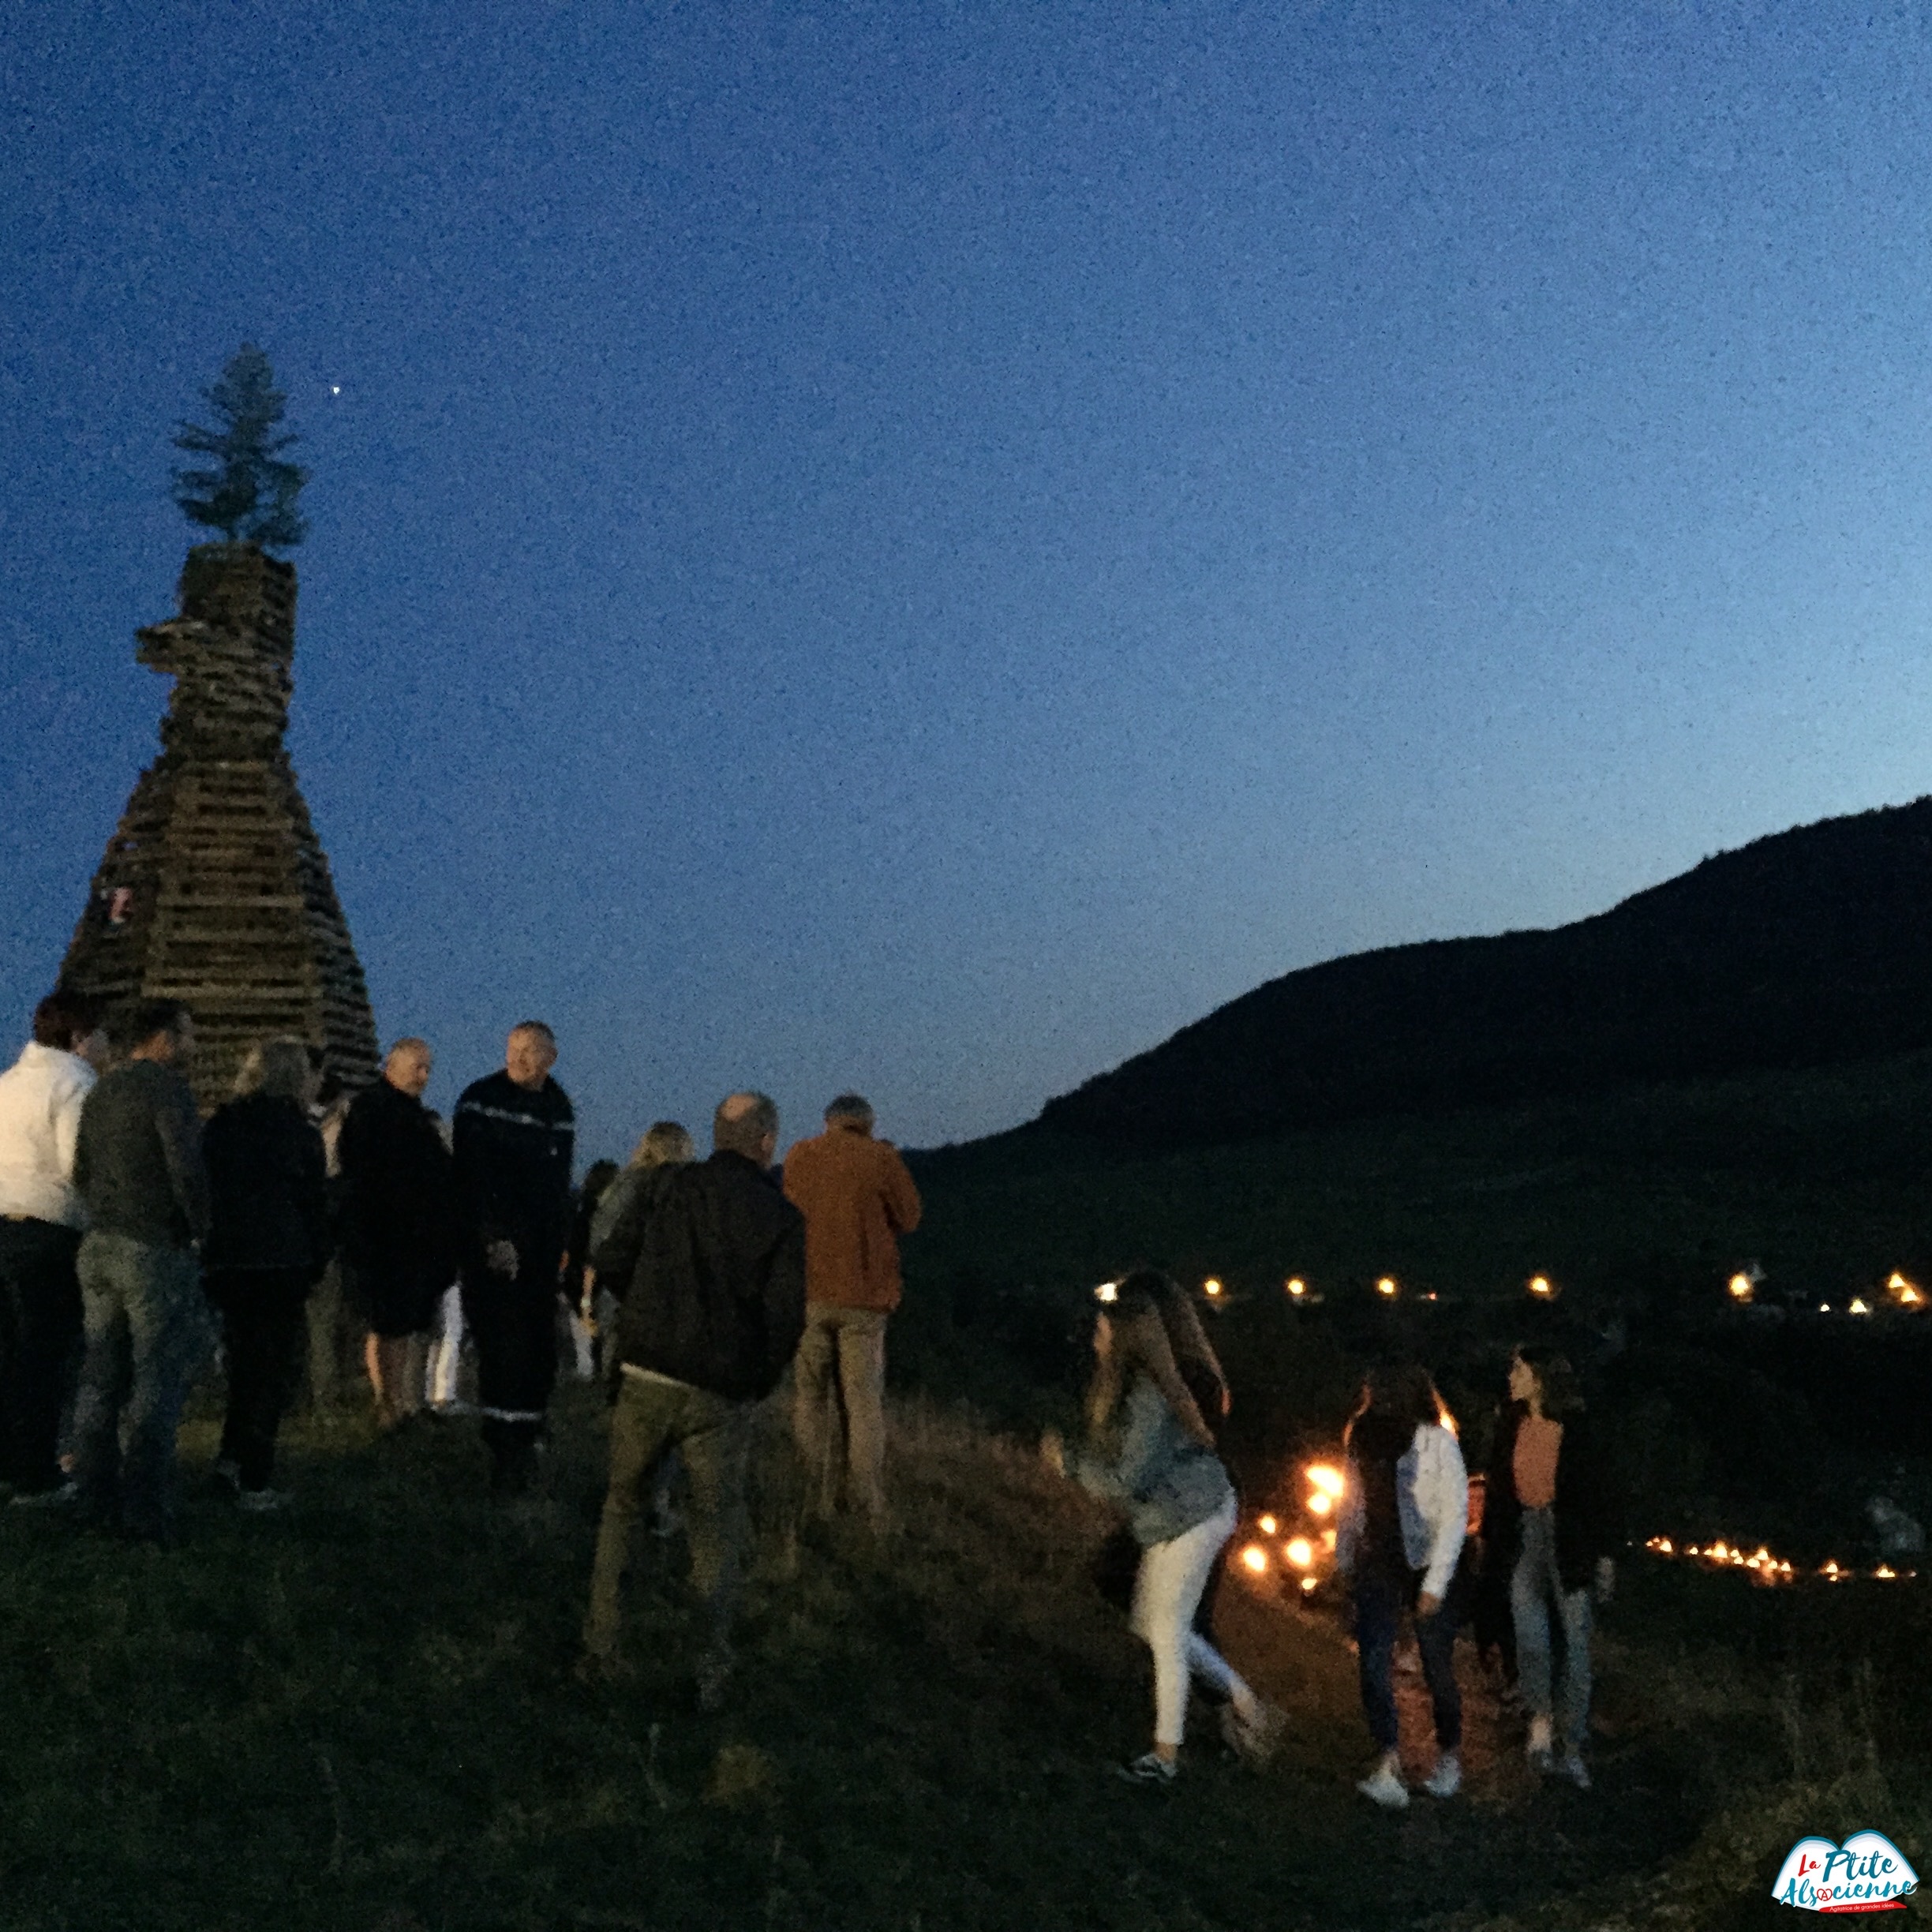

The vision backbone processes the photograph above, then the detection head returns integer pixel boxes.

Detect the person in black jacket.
[1484,1346,1623,1790]
[204,1039,331,1507]
[580,1091,805,1705]
[338,1038,460,1430]
[452,1023,575,1497]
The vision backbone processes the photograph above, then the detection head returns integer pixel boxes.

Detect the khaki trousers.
[792,1303,889,1525]
[583,1370,752,1664]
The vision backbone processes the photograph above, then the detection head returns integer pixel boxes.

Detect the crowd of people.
[0,985,1619,1792]
[1035,1271,1619,1797]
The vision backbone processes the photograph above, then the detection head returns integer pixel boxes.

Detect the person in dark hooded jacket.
[580,1091,803,1705]
[204,1039,331,1505]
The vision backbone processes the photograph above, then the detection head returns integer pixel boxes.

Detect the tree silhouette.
[171,344,309,549]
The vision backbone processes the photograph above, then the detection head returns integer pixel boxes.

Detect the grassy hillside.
[2,1387,1925,1931]
[1039,796,1932,1147]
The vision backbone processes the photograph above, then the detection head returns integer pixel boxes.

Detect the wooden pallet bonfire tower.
[60,543,380,1108]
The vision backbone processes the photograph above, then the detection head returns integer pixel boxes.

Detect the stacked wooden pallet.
[60,544,381,1110]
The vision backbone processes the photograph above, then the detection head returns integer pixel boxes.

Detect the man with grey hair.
[783,1092,921,1530]
[582,1090,805,1705]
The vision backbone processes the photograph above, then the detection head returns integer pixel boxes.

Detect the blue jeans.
[71,1234,212,1540]
[1354,1567,1462,1753]
[1511,1505,1592,1751]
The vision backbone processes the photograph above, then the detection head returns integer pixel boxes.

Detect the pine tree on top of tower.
[171,343,309,551]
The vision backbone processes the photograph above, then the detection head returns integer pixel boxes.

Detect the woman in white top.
[1335,1361,1468,1809]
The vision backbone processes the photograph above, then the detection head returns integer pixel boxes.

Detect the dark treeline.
[1041,795,1932,1148]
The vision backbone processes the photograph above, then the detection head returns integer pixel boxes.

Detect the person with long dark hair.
[1045,1269,1280,1782]
[1336,1361,1468,1809]
[1484,1346,1620,1789]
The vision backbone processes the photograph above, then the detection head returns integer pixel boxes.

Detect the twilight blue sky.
[6,1,1932,1156]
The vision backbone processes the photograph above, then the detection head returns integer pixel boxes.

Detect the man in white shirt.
[0,990,103,1500]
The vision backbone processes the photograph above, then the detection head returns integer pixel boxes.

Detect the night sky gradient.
[6,2,1932,1157]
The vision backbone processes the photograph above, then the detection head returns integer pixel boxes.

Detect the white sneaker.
[1423,1752,1462,1799]
[9,1481,78,1511]
[1357,1759,1410,1809]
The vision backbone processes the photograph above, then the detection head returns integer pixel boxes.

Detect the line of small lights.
[1642,1536,1915,1585]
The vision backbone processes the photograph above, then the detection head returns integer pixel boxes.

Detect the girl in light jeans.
[1044,1270,1281,1782]
[1485,1347,1619,1790]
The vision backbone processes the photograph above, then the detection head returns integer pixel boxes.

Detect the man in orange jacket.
[782,1093,921,1530]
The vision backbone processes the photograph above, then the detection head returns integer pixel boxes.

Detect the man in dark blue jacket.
[453,1022,574,1497]
[582,1091,804,1705]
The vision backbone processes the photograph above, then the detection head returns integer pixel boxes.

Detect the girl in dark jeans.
[204,1039,331,1508]
[1336,1361,1469,1809]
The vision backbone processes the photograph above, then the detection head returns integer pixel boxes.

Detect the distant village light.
[1257,1514,1278,1536]
[1286,1277,1307,1297]
[1204,1278,1223,1299]
[1850,1297,1873,1316]
[1728,1272,1754,1304]
[1095,1280,1118,1305]
[1887,1272,1923,1307]
[1376,1276,1398,1298]
[1529,1275,1555,1299]
[1286,1537,1315,1569]
[1240,1544,1268,1575]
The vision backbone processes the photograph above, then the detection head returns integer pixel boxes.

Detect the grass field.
[2,1383,1926,1931]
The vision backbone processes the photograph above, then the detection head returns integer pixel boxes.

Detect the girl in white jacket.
[1335,1361,1468,1809]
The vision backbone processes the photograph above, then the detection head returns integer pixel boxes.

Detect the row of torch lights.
[1196,1270,1927,1310]
[1234,1465,1919,1594]
[1723,1267,1923,1315]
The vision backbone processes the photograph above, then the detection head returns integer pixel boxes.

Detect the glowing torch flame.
[1240,1543,1268,1575]
[1285,1537,1314,1569]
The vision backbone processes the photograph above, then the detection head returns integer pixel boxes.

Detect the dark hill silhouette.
[1038,796,1932,1148]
